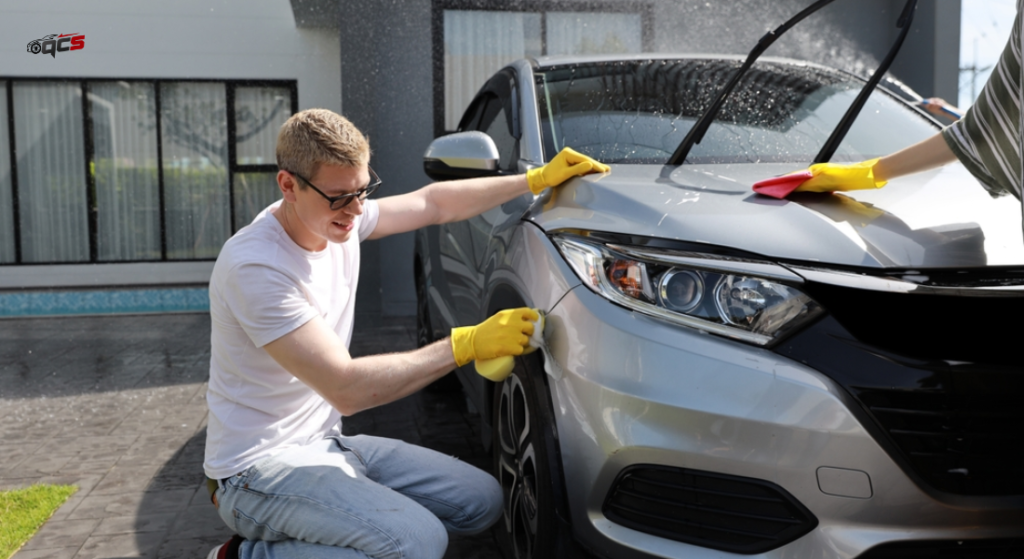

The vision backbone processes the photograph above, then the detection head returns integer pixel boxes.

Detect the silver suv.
[414,48,1024,559]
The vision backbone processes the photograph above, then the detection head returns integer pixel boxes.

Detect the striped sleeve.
[942,2,1023,200]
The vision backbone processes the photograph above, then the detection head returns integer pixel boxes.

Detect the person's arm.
[262,307,538,415]
[263,316,456,416]
[754,132,959,198]
[873,132,957,182]
[368,174,528,240]
[368,147,609,240]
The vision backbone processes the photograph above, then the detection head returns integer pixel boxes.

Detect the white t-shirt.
[204,199,380,479]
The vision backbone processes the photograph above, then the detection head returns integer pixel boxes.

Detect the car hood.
[527,162,1024,269]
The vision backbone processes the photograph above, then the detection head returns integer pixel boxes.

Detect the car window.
[479,98,519,172]
[457,96,489,132]
[536,60,938,165]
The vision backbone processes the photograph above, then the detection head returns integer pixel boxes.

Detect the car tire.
[30,43,41,54]
[492,352,578,559]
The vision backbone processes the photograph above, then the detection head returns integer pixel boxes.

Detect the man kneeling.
[203,109,607,559]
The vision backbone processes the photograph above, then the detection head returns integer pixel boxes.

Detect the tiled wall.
[0,288,209,317]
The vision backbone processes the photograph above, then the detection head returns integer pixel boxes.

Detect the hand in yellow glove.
[526,147,610,195]
[753,159,887,199]
[451,308,540,368]
[475,311,545,382]
[797,158,887,193]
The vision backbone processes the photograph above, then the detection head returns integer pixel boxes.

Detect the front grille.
[603,465,817,554]
[855,385,1024,495]
[800,282,1022,368]
[857,538,1024,558]
[777,278,1024,497]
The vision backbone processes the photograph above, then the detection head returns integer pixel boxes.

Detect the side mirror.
[423,131,501,181]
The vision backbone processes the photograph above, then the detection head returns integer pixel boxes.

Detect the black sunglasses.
[287,167,381,210]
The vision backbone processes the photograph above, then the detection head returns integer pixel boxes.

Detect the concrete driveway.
[0,313,501,559]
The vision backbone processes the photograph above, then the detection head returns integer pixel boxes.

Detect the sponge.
[474,311,545,382]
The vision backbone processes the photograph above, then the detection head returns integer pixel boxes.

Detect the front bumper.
[542,285,1024,558]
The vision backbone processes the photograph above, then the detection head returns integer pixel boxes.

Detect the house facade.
[0,0,339,316]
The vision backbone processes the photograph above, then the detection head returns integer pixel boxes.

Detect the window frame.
[431,0,654,138]
[468,69,521,172]
[0,77,298,266]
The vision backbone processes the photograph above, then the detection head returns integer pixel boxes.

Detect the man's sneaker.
[206,535,244,559]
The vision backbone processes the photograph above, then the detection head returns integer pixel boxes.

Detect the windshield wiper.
[668,0,918,166]
[667,0,838,166]
[814,0,917,163]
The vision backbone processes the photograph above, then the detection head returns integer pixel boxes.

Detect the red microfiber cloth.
[752,171,813,199]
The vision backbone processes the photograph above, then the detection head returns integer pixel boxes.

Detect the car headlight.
[553,235,823,346]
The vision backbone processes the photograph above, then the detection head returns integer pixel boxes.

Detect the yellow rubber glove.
[451,308,540,369]
[796,158,887,193]
[475,311,545,382]
[526,147,610,194]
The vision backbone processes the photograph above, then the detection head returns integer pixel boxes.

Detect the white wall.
[1,0,340,111]
[0,0,340,288]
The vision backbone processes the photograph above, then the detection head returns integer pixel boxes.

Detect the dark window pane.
[483,106,518,172]
[13,82,88,263]
[233,172,280,231]
[458,97,489,132]
[0,82,13,263]
[160,82,230,260]
[90,81,161,261]
[235,86,291,166]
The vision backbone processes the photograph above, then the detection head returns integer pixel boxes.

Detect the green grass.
[0,484,78,559]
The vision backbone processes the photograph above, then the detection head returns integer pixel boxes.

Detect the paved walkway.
[0,313,501,559]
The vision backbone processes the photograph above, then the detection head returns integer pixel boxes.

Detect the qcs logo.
[27,33,84,58]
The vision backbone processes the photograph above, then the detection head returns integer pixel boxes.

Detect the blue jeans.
[214,434,503,559]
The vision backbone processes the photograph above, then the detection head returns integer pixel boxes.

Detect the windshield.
[537,60,938,165]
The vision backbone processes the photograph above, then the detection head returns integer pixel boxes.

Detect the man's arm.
[262,307,538,416]
[368,174,528,240]
[263,315,457,416]
[367,147,609,241]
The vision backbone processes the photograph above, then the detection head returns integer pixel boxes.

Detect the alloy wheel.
[497,373,539,559]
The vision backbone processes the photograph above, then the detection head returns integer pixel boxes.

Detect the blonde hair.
[276,109,370,181]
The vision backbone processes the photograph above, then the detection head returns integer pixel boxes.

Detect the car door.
[438,70,522,325]
[464,70,523,320]
[437,193,480,329]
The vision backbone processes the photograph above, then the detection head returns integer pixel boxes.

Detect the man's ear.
[278,170,299,202]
